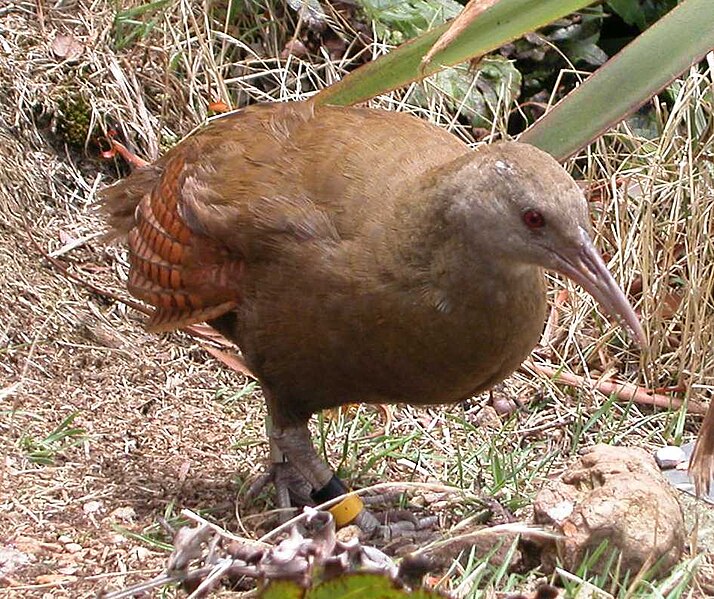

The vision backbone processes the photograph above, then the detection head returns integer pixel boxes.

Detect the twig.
[540,289,569,346]
[49,231,104,258]
[181,508,270,547]
[527,361,707,415]
[21,215,152,317]
[520,417,574,439]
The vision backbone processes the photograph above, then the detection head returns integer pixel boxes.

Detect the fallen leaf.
[178,459,191,482]
[281,39,308,59]
[35,573,78,585]
[561,520,578,537]
[208,100,230,113]
[51,34,83,61]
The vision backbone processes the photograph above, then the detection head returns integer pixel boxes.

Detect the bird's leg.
[270,423,439,540]
[246,416,312,521]
[269,423,378,534]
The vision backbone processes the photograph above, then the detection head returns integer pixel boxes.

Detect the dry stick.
[527,361,707,415]
[540,288,569,346]
[21,215,151,317]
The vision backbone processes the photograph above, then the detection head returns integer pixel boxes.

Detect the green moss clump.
[56,95,92,148]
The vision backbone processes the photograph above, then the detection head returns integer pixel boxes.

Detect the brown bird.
[102,101,644,536]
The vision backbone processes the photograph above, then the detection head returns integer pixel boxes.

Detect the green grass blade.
[520,0,714,160]
[313,0,595,107]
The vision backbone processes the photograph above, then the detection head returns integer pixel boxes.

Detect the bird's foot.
[349,497,440,544]
[246,461,312,522]
[248,467,438,542]
[259,424,441,542]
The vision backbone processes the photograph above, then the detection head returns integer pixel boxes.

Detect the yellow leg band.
[328,493,364,527]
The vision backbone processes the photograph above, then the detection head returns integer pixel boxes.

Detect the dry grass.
[0,1,713,597]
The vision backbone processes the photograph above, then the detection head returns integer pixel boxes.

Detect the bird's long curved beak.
[552,227,646,346]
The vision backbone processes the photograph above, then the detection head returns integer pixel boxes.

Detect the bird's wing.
[122,150,246,332]
[102,102,339,332]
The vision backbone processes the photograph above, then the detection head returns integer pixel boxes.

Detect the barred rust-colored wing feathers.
[125,153,244,331]
[101,102,337,332]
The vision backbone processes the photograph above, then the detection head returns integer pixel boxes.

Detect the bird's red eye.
[523,209,545,229]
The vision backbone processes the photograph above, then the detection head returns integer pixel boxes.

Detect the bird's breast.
[235,258,547,420]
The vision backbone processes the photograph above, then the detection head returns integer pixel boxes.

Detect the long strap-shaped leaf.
[312,0,595,107]
[520,0,714,160]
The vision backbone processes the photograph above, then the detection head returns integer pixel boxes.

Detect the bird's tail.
[98,165,162,239]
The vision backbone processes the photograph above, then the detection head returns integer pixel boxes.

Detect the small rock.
[491,396,517,416]
[421,492,446,505]
[108,534,126,545]
[544,500,573,522]
[83,500,103,514]
[109,506,136,522]
[473,405,502,429]
[57,535,73,545]
[0,546,33,578]
[411,496,425,508]
[64,543,83,554]
[281,39,308,59]
[133,546,152,562]
[655,445,687,469]
[335,525,361,543]
[533,444,685,577]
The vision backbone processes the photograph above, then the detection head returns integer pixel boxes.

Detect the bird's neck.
[384,182,545,314]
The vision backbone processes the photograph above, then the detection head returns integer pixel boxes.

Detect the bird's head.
[441,141,645,345]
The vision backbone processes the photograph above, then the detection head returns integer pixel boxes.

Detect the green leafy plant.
[357,0,461,43]
[259,572,445,599]
[20,412,86,465]
[607,0,678,31]
[314,0,714,163]
[112,0,172,50]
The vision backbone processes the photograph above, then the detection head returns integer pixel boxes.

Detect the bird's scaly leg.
[269,422,439,540]
[269,422,377,533]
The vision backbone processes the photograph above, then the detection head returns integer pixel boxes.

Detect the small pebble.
[546,500,574,522]
[133,546,152,562]
[655,445,687,470]
[335,525,361,542]
[83,500,103,514]
[473,405,502,429]
[110,506,136,522]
